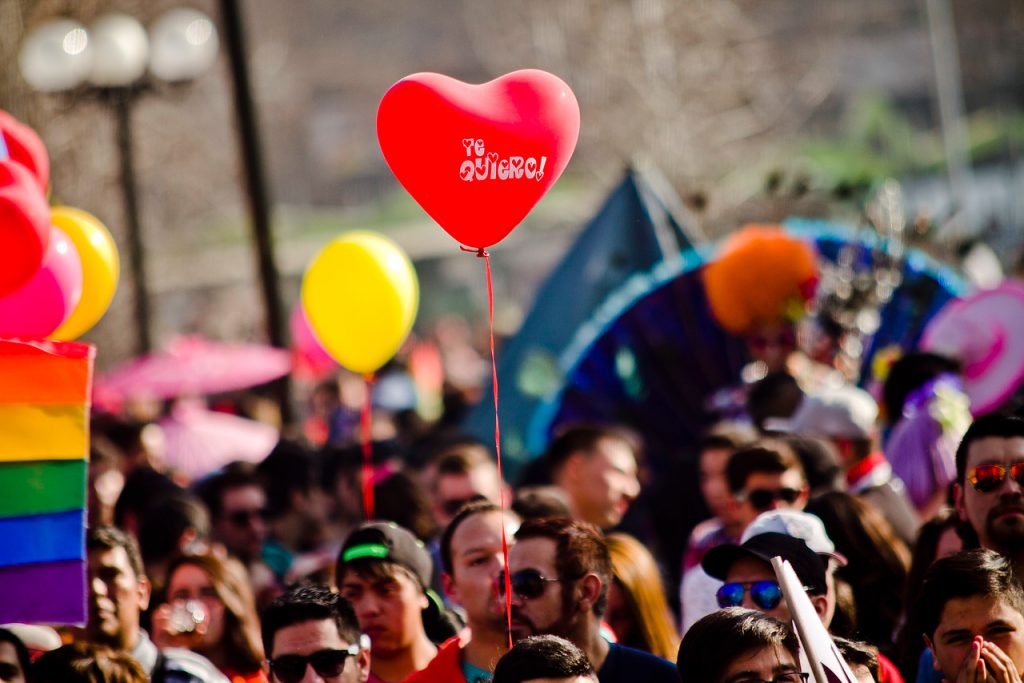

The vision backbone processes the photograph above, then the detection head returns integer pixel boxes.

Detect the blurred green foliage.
[800,94,1024,193]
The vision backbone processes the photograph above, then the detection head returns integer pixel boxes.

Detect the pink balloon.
[290,305,337,378]
[0,226,83,338]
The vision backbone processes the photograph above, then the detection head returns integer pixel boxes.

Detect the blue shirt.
[461,659,491,683]
[598,642,678,683]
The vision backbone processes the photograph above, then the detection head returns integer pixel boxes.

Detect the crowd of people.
[6,252,1024,683]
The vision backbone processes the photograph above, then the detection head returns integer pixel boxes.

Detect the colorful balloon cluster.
[0,111,119,340]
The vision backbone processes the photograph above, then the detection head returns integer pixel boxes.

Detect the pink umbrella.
[97,335,292,402]
[158,401,279,480]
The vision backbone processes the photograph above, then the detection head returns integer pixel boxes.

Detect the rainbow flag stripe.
[0,340,93,625]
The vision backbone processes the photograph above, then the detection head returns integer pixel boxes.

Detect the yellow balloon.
[49,206,120,340]
[301,231,419,375]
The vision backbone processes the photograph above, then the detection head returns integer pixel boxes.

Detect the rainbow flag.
[0,339,93,625]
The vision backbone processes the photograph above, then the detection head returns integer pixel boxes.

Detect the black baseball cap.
[338,521,433,590]
[702,532,828,596]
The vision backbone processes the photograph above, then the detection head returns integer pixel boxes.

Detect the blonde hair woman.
[605,533,680,660]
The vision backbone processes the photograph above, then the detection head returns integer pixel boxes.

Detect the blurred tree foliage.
[800,94,1024,193]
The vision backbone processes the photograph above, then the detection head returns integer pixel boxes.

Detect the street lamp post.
[218,0,293,423]
[111,88,152,353]
[18,9,219,355]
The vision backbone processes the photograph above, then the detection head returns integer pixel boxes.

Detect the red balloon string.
[463,245,514,648]
[361,373,375,520]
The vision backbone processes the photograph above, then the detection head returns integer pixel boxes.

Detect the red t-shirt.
[403,634,469,683]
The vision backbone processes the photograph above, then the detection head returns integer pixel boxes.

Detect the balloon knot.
[460,245,488,258]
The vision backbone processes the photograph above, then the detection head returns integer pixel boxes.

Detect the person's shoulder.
[599,643,677,682]
[684,519,730,569]
[154,647,231,683]
[689,518,724,544]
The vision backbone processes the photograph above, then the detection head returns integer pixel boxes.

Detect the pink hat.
[921,281,1024,416]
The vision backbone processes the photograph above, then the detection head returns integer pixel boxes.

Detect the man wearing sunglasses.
[336,522,438,682]
[503,517,678,682]
[261,585,370,683]
[726,441,809,528]
[196,462,281,606]
[711,516,906,683]
[681,441,810,633]
[196,462,269,567]
[702,532,829,626]
[954,415,1024,576]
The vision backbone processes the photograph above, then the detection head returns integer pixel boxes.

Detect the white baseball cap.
[741,509,847,566]
[782,385,878,440]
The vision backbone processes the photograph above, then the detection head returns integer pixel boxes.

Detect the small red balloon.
[377,69,580,249]
[0,159,51,296]
[0,225,82,339]
[0,110,50,193]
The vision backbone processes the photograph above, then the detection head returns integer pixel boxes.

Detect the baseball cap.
[742,509,846,566]
[339,521,432,590]
[783,385,878,440]
[702,532,828,595]
[0,624,61,653]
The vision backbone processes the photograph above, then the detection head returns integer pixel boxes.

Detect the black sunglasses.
[737,487,802,511]
[225,507,270,528]
[968,463,1024,493]
[496,568,580,600]
[716,580,785,610]
[268,644,360,683]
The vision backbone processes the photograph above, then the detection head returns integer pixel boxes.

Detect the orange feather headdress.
[703,224,819,335]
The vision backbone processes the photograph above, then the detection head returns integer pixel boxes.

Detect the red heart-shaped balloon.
[377,70,580,249]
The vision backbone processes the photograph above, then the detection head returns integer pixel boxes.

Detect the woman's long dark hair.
[165,553,265,674]
[806,491,910,653]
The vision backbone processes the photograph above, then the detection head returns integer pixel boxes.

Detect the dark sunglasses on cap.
[716,580,785,610]
[968,463,1024,493]
[735,487,802,511]
[496,568,582,600]
[225,507,270,528]
[268,643,361,683]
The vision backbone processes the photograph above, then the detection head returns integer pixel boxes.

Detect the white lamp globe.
[18,18,92,92]
[89,13,150,87]
[149,8,219,82]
